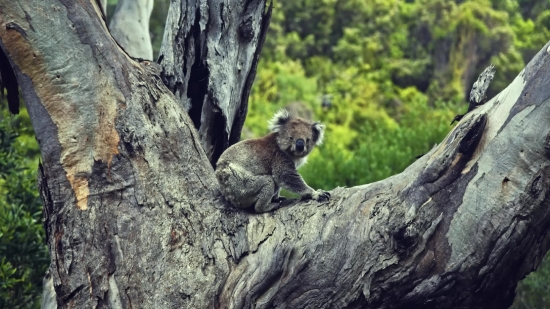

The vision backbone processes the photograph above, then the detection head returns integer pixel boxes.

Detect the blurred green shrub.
[511,252,550,309]
[0,107,48,309]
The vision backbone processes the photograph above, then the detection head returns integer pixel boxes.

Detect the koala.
[215,109,330,213]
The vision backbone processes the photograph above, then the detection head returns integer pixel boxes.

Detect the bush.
[0,108,48,309]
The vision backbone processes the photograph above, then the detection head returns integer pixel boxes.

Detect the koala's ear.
[268,109,291,132]
[312,122,325,145]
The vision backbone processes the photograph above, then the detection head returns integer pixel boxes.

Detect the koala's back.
[216,133,283,209]
[216,133,280,174]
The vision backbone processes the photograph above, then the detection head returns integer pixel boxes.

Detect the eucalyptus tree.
[1,1,550,308]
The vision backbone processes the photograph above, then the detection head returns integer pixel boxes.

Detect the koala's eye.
[289,137,294,141]
[306,138,310,143]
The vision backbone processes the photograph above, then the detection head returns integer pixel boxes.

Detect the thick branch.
[158,0,272,165]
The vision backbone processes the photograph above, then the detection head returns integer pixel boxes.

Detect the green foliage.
[0,107,47,309]
[512,253,550,309]
[304,91,456,189]
[244,0,550,307]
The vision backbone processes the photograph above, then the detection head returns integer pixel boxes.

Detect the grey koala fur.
[215,109,331,212]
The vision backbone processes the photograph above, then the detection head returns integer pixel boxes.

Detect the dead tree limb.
[451,64,496,125]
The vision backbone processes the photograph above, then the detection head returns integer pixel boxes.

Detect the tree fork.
[158,0,272,165]
[2,1,550,308]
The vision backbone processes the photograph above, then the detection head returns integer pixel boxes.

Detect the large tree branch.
[158,0,272,165]
[2,1,550,308]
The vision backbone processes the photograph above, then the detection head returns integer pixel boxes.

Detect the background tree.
[108,0,154,60]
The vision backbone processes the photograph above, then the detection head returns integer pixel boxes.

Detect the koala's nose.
[296,139,305,152]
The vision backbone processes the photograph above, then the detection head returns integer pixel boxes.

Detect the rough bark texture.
[2,1,550,309]
[158,0,272,165]
[109,0,154,60]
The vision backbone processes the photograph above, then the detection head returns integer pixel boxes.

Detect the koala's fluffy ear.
[268,109,291,132]
[312,122,325,145]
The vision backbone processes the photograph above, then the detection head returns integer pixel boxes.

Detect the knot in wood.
[239,18,254,42]
[393,224,419,257]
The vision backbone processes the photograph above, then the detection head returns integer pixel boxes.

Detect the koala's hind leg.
[217,164,278,212]
[252,176,280,213]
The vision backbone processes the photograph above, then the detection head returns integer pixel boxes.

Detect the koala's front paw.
[310,189,331,202]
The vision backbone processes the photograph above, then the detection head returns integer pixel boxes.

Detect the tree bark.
[158,0,272,165]
[1,1,550,309]
[109,0,154,60]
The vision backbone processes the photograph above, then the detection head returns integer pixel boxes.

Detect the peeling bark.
[2,1,550,309]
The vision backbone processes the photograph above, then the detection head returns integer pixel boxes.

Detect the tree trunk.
[108,0,154,60]
[158,0,271,165]
[1,1,550,309]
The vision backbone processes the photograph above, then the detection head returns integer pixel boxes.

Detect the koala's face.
[269,110,325,158]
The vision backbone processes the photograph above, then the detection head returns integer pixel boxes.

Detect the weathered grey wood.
[40,270,57,309]
[99,0,107,18]
[469,64,496,106]
[109,0,154,60]
[158,0,272,165]
[451,64,496,125]
[2,1,550,309]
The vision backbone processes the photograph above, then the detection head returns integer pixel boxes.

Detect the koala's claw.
[308,190,330,202]
[271,196,287,203]
[317,191,331,201]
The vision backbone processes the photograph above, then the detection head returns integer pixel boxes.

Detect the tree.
[108,0,154,60]
[1,0,550,308]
